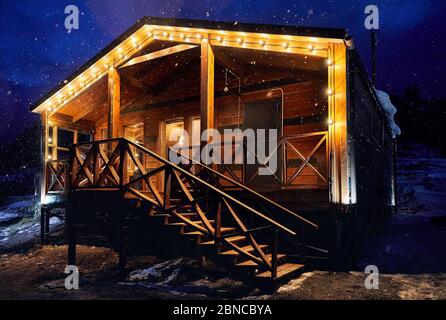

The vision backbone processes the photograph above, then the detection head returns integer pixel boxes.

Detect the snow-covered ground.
[0,195,62,251]
[358,143,446,274]
[0,143,445,299]
[123,257,252,299]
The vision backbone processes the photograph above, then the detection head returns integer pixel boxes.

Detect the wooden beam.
[40,110,48,201]
[200,39,215,143]
[121,44,197,68]
[73,102,98,123]
[328,43,348,204]
[214,52,246,79]
[108,67,121,138]
[123,78,307,114]
[49,112,95,132]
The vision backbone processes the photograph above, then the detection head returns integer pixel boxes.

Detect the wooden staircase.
[68,138,321,285]
[144,202,305,282]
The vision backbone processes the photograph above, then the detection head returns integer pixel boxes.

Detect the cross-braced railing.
[45,160,69,194]
[172,131,328,190]
[68,137,319,278]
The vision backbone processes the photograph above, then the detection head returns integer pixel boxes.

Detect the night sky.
[1,0,445,143]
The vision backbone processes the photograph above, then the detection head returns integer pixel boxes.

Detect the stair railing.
[70,138,311,276]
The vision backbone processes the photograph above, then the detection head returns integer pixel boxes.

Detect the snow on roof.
[375,89,401,138]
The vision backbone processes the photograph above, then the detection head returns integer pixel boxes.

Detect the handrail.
[125,138,300,235]
[71,138,297,236]
[168,146,319,229]
[174,131,328,150]
[174,131,328,188]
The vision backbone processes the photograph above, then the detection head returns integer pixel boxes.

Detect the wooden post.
[40,110,48,202]
[40,206,46,244]
[118,140,126,187]
[108,67,121,139]
[215,200,222,251]
[51,126,58,161]
[45,209,50,242]
[67,205,76,266]
[271,227,279,279]
[164,168,172,209]
[328,43,348,204]
[119,225,129,271]
[200,38,214,145]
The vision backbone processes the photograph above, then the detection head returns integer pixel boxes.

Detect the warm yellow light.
[180,33,186,40]
[326,59,334,66]
[237,38,244,45]
[47,155,52,160]
[48,137,52,144]
[259,39,266,46]
[327,119,334,125]
[308,44,315,52]
[197,34,203,40]
[216,36,223,43]
[147,31,153,37]
[162,31,169,37]
[327,88,334,96]
[282,42,289,49]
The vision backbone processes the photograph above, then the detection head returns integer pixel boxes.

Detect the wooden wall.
[90,80,328,189]
[348,55,395,232]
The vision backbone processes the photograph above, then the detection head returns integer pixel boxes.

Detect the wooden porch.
[34,18,352,286]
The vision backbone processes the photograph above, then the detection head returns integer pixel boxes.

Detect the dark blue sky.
[1,0,445,142]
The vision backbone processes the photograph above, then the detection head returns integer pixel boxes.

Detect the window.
[46,127,91,161]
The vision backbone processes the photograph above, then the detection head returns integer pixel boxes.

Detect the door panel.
[243,98,282,187]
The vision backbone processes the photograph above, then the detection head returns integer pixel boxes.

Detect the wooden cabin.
[31,17,396,284]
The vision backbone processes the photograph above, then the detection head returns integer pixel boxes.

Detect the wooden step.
[220,244,268,256]
[255,263,305,279]
[166,220,215,227]
[183,227,235,238]
[183,231,205,236]
[167,220,215,234]
[151,212,197,223]
[235,253,286,267]
[200,235,246,246]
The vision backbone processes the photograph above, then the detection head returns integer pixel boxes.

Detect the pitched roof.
[31,16,348,112]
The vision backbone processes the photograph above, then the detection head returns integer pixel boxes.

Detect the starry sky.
[0,0,445,143]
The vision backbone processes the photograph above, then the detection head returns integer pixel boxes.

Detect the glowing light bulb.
[237,38,244,45]
[216,36,223,43]
[282,42,289,49]
[327,119,334,125]
[327,88,334,96]
[308,44,315,52]
[326,59,334,66]
[259,39,266,47]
